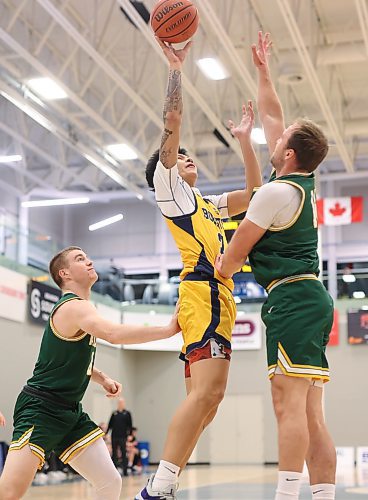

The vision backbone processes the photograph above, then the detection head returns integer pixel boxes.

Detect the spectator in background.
[126,427,141,474]
[0,411,5,426]
[108,398,132,476]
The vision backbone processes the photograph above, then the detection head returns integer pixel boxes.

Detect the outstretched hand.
[155,36,192,66]
[229,100,255,139]
[0,411,5,427]
[251,31,272,70]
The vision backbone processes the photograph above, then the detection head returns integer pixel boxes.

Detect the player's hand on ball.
[0,411,5,427]
[155,36,192,66]
[103,379,122,399]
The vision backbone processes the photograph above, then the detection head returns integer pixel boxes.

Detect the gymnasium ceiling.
[0,0,368,206]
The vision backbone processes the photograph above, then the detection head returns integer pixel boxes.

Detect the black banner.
[28,280,61,325]
[348,309,368,345]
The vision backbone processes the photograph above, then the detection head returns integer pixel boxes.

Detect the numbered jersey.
[249,173,319,290]
[164,192,234,291]
[27,293,96,403]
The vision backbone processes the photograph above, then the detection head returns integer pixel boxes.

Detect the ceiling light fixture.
[251,128,267,145]
[197,58,228,80]
[22,197,90,208]
[89,214,124,231]
[106,143,138,160]
[27,77,67,100]
[0,155,22,163]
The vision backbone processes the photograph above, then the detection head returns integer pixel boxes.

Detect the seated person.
[126,428,141,474]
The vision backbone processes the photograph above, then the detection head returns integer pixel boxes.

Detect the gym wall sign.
[28,280,61,325]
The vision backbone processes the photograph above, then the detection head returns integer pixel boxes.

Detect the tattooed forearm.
[159,128,173,163]
[163,69,182,123]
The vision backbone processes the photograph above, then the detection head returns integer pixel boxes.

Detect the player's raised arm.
[226,100,263,216]
[156,37,192,169]
[252,32,285,156]
[67,299,180,345]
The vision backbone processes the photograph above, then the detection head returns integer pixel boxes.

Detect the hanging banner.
[0,266,27,322]
[28,280,61,325]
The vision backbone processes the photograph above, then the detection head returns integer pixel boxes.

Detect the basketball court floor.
[23,465,368,499]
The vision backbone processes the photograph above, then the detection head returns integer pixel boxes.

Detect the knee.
[195,387,225,410]
[95,468,122,498]
[203,408,218,429]
[271,385,286,421]
[0,486,20,500]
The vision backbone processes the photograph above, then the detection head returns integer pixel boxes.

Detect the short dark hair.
[49,246,82,288]
[287,119,329,172]
[145,147,188,189]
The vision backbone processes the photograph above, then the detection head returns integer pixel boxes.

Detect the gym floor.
[24,465,368,499]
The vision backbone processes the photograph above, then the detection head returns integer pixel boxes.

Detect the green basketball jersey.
[249,172,319,290]
[27,293,97,403]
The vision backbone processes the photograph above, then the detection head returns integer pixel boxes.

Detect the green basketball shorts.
[9,391,104,469]
[261,279,334,382]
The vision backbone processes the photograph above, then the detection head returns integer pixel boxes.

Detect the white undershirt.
[245,182,302,229]
[153,160,229,218]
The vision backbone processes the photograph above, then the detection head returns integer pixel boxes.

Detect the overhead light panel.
[0,155,22,163]
[197,58,228,80]
[106,144,138,160]
[22,197,90,208]
[251,128,267,145]
[89,214,124,231]
[27,77,67,100]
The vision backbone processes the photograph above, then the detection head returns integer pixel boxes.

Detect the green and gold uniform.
[249,172,333,381]
[10,293,103,469]
[164,192,236,358]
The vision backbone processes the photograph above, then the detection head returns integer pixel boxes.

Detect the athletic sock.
[152,460,180,492]
[311,483,336,499]
[275,470,302,499]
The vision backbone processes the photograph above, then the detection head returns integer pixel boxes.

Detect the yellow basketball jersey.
[164,192,234,291]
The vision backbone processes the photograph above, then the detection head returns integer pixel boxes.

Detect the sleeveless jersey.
[164,192,234,291]
[249,172,319,290]
[27,293,97,402]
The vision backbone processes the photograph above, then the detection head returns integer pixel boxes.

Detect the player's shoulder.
[259,180,300,195]
[56,296,95,315]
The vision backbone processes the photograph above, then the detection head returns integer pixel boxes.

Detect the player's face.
[63,249,98,286]
[271,124,297,169]
[177,153,198,187]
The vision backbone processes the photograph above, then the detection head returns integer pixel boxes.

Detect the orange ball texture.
[151,0,199,44]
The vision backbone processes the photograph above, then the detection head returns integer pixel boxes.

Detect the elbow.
[164,112,181,126]
[105,331,118,345]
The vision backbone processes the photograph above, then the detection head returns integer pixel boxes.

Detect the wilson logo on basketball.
[166,12,192,32]
[154,2,185,22]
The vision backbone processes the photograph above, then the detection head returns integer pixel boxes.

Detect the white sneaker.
[134,473,178,499]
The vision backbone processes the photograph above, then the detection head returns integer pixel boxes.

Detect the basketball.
[151,0,199,44]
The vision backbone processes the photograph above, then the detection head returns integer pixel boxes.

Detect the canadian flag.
[317,197,363,225]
